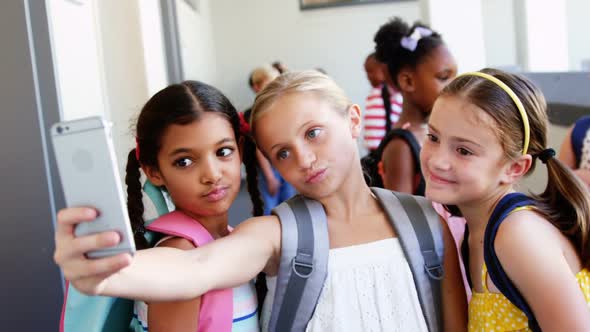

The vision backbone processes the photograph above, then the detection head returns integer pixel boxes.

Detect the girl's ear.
[348,104,362,139]
[499,154,533,185]
[142,165,165,187]
[397,68,416,93]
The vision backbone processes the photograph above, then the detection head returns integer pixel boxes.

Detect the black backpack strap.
[254,272,267,315]
[377,129,426,195]
[461,225,472,289]
[484,193,540,332]
[381,84,392,133]
[361,148,383,187]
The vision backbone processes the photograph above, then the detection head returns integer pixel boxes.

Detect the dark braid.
[242,136,264,217]
[125,149,149,250]
[241,109,264,217]
[241,110,267,313]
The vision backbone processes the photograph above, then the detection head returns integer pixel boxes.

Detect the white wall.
[176,0,218,85]
[481,0,518,70]
[566,0,590,71]
[420,0,486,72]
[208,0,421,111]
[47,0,108,121]
[96,0,150,179]
[480,0,590,72]
[139,0,169,96]
[520,0,569,72]
[48,0,149,180]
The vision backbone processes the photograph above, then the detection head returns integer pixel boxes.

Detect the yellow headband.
[457,72,530,155]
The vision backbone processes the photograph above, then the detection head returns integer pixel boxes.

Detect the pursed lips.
[305,168,327,184]
[203,185,229,201]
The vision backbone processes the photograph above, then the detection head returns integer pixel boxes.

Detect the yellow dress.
[468,263,590,331]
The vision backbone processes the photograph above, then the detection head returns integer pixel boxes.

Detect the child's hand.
[53,207,132,295]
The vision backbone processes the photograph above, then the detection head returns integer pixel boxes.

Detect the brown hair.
[442,68,590,268]
[128,81,264,249]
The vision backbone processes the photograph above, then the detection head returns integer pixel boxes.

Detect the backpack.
[482,193,541,332]
[59,180,169,332]
[268,187,444,332]
[461,193,540,331]
[361,128,425,195]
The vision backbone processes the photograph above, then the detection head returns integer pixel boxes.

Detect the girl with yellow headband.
[421,68,590,331]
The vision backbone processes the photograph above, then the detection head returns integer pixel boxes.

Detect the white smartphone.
[51,116,136,258]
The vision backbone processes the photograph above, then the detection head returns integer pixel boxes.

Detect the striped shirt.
[131,280,259,332]
[363,84,403,150]
[231,281,259,332]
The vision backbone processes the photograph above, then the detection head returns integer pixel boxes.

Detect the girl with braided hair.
[96,80,262,332]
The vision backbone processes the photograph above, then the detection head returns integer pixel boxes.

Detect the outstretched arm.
[54,207,280,302]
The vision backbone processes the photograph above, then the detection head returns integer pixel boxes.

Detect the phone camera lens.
[56,126,63,134]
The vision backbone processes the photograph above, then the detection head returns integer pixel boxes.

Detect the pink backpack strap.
[146,211,233,332]
[147,210,215,246]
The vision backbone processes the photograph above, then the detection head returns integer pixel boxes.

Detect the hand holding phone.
[51,116,136,258]
[54,206,133,295]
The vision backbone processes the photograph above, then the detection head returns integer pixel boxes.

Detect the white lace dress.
[261,238,428,332]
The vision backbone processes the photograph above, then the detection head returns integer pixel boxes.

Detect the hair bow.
[400,26,433,52]
[238,112,251,135]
